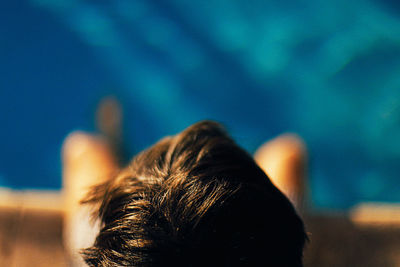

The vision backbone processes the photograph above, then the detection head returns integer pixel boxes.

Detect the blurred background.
[2,0,400,210]
[1,0,400,266]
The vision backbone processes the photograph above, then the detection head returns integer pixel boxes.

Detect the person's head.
[81,121,307,266]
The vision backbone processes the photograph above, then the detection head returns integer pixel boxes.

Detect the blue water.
[1,0,399,209]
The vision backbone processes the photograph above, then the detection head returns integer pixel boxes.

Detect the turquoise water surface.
[1,0,400,209]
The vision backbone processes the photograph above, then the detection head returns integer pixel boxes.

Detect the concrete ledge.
[0,188,64,212]
[350,202,400,227]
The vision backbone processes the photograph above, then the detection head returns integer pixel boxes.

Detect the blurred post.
[62,96,122,266]
[254,134,308,213]
[62,132,118,266]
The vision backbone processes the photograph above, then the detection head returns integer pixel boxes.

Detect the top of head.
[81,121,307,267]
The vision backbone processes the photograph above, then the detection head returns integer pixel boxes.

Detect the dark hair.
[81,121,307,266]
